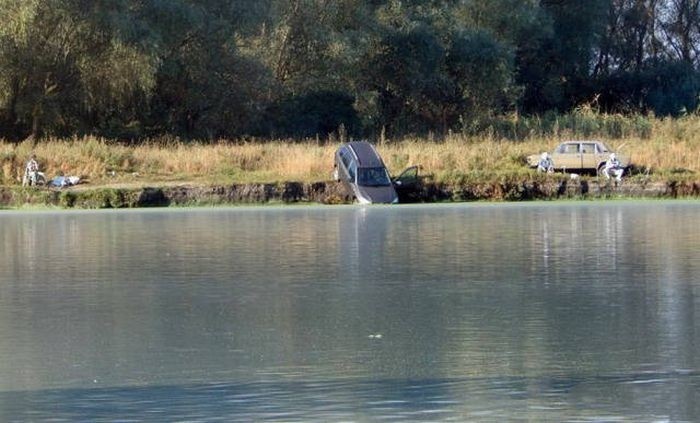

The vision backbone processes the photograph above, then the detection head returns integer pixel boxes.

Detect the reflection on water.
[2,374,699,422]
[1,202,699,421]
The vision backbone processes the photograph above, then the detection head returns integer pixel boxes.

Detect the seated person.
[602,153,624,181]
[537,152,554,173]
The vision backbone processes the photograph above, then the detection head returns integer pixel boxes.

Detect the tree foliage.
[0,0,698,141]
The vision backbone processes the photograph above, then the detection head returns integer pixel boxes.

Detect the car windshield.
[356,167,391,187]
[598,142,612,153]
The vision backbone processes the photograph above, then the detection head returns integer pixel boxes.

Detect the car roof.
[559,140,612,149]
[346,141,384,167]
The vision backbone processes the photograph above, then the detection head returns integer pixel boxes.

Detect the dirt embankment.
[1,179,699,208]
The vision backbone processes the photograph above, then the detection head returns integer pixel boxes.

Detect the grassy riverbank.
[1,114,700,189]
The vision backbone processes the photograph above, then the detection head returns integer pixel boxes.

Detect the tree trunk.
[31,102,42,143]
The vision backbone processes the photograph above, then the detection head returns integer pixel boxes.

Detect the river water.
[0,202,699,422]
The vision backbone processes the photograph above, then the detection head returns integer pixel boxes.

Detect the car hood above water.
[354,184,398,204]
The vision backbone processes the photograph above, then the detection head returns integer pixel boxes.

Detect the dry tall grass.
[2,115,700,186]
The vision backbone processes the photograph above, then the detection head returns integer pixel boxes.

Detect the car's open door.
[393,165,420,202]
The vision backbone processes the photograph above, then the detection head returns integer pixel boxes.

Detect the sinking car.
[333,141,418,204]
[527,140,631,175]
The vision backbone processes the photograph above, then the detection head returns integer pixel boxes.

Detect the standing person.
[603,153,624,182]
[23,154,40,186]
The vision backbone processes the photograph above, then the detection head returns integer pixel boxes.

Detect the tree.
[360,26,448,134]
[142,0,273,138]
[657,0,700,64]
[594,0,660,77]
[1,0,698,141]
[446,30,517,124]
[0,0,157,139]
[516,0,609,112]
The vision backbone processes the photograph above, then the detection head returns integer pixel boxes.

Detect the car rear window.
[557,144,580,154]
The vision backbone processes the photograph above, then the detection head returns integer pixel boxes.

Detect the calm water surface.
[1,202,699,421]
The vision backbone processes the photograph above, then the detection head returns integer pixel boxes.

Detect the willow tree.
[0,0,157,139]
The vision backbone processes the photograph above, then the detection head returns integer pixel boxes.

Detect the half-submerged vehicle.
[333,141,418,204]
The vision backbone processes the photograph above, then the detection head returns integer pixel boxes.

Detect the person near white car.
[537,152,554,173]
[602,153,624,181]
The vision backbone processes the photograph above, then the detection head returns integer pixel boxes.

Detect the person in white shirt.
[602,153,624,182]
[537,152,554,173]
[23,154,40,186]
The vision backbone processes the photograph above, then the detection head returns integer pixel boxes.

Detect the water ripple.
[0,373,698,422]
